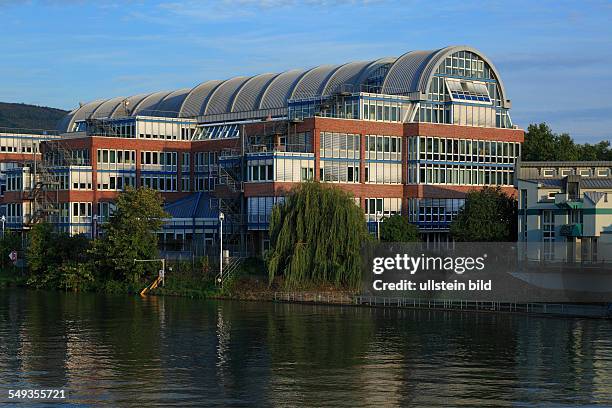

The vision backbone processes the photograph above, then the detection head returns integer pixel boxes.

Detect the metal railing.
[196,107,288,125]
[0,127,60,136]
[269,293,611,317]
[216,256,246,286]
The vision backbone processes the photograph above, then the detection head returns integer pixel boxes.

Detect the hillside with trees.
[0,102,67,131]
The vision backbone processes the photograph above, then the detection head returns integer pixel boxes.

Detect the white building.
[516,161,612,262]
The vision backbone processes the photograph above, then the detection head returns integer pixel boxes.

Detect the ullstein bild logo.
[372,253,487,275]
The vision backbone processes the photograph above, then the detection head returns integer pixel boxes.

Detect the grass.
[0,268,27,287]
[149,271,219,299]
[1,257,353,302]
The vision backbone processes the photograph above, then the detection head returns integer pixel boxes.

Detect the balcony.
[560,223,582,237]
[555,193,583,209]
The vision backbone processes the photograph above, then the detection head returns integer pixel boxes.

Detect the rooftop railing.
[0,127,60,137]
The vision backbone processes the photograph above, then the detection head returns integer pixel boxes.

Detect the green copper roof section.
[556,201,583,210]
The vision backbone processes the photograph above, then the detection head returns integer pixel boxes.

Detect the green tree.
[522,123,558,161]
[579,141,612,161]
[90,187,168,283]
[450,186,517,242]
[0,231,22,270]
[555,133,580,161]
[522,122,612,161]
[56,262,94,291]
[379,215,419,242]
[27,222,57,278]
[26,222,90,288]
[267,182,370,289]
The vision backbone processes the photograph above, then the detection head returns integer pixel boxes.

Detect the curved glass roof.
[58,45,507,132]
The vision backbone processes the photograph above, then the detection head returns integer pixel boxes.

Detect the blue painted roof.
[164,192,218,219]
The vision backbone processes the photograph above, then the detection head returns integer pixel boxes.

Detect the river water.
[1,289,612,407]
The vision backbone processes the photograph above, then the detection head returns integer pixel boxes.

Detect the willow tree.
[267,182,370,289]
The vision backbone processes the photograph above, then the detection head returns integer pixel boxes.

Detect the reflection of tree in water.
[3,290,612,406]
[263,303,377,406]
[71,293,167,403]
[6,291,69,388]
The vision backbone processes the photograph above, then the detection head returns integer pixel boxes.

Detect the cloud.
[145,0,391,22]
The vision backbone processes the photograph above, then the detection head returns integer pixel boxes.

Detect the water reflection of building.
[512,318,612,403]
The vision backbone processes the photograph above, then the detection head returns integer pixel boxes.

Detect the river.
[1,289,612,407]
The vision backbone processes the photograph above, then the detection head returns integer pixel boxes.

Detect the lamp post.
[1,215,5,238]
[92,214,98,240]
[376,211,383,241]
[219,211,225,283]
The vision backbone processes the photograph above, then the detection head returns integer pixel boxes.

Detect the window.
[181,176,190,191]
[301,167,313,181]
[320,161,360,183]
[364,197,402,222]
[542,210,555,241]
[445,78,491,104]
[542,169,555,177]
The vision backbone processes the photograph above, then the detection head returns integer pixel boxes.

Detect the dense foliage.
[0,231,22,269]
[26,223,91,289]
[0,187,173,292]
[522,123,612,161]
[450,186,517,242]
[267,182,370,289]
[90,187,169,283]
[379,215,419,242]
[0,102,67,131]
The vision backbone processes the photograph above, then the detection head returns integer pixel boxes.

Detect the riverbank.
[0,269,26,288]
[150,275,612,319]
[5,268,610,319]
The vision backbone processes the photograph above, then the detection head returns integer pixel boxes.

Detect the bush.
[450,186,517,242]
[379,215,419,242]
[26,223,92,289]
[0,231,22,270]
[57,262,94,292]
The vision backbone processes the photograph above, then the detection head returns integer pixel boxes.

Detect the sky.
[0,0,611,143]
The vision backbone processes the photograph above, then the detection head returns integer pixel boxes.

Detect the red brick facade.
[4,118,523,232]
[243,117,523,209]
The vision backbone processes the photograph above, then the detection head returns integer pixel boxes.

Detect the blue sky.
[0,0,610,143]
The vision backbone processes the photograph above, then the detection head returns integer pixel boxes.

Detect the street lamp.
[1,215,5,238]
[376,211,383,240]
[218,211,225,283]
[92,214,98,239]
